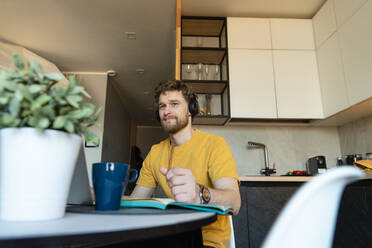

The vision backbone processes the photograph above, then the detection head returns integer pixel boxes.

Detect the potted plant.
[0,53,101,221]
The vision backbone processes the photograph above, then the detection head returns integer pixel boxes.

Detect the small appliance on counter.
[306,156,327,176]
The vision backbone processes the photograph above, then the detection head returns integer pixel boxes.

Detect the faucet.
[247,141,276,176]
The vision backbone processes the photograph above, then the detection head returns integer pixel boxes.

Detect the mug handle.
[128,169,138,183]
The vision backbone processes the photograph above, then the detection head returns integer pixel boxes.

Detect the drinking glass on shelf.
[185,65,192,80]
[205,65,209,80]
[214,65,220,80]
[186,64,192,74]
[197,63,203,80]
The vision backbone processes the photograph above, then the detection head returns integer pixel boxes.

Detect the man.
[130,80,241,248]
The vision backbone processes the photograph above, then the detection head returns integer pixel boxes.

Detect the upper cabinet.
[316,32,349,117]
[270,19,315,50]
[333,0,368,28]
[228,17,323,120]
[312,0,337,48]
[229,49,277,118]
[273,50,323,119]
[181,17,230,125]
[337,0,372,105]
[314,0,372,118]
[227,18,271,49]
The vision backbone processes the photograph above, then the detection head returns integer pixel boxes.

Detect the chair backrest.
[228,215,235,248]
[261,167,365,248]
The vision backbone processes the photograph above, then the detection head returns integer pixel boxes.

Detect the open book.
[120,198,233,215]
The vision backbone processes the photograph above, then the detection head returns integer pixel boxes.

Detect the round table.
[0,207,217,248]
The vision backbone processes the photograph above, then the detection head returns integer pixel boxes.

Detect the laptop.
[67,145,95,206]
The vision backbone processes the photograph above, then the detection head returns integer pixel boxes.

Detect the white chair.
[228,215,235,248]
[261,167,365,248]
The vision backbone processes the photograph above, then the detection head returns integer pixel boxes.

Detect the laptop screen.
[67,145,94,205]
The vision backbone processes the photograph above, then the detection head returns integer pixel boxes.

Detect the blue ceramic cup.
[93,162,138,211]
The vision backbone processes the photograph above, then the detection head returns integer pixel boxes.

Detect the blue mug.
[93,162,138,211]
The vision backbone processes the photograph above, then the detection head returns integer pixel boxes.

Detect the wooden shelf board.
[182,49,226,64]
[182,19,225,36]
[184,81,227,94]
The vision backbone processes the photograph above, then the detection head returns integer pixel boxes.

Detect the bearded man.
[130,80,241,248]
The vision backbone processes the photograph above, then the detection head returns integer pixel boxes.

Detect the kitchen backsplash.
[136,125,341,176]
[338,114,372,158]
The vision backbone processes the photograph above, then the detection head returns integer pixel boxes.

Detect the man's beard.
[161,113,189,134]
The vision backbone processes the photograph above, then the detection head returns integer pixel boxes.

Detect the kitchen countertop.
[239,171,372,182]
[239,176,312,182]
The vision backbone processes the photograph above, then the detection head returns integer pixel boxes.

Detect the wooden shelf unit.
[181,16,230,125]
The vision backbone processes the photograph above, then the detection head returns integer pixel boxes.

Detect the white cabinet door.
[312,0,337,48]
[229,49,277,118]
[273,50,324,119]
[333,0,368,28]
[317,32,349,117]
[270,19,315,50]
[338,0,372,105]
[227,17,271,49]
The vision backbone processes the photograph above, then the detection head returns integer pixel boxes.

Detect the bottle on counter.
[337,156,344,166]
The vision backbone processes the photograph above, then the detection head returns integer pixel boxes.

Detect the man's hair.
[154,80,196,104]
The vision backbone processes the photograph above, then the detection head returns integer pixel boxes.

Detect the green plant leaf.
[27,116,38,127]
[53,116,66,129]
[66,95,82,108]
[31,94,51,111]
[1,113,15,125]
[37,117,50,129]
[41,105,56,119]
[29,84,47,94]
[28,60,43,74]
[59,106,72,115]
[83,129,100,146]
[0,95,9,105]
[12,53,24,70]
[9,97,21,116]
[45,72,63,82]
[64,120,74,133]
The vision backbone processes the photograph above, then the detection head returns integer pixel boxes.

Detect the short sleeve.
[136,147,157,188]
[208,136,239,184]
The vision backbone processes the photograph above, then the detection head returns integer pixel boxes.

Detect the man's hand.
[160,167,199,203]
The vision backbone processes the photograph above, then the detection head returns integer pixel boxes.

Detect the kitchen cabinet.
[227,18,271,49]
[181,17,230,125]
[273,50,323,119]
[229,49,277,118]
[312,0,337,49]
[270,19,315,50]
[316,32,349,117]
[338,0,372,106]
[233,180,372,248]
[333,0,368,28]
[228,17,323,119]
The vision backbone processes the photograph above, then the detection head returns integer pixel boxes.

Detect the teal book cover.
[120,198,233,215]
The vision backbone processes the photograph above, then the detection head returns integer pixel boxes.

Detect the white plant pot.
[0,127,82,221]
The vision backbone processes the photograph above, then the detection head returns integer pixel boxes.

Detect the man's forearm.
[207,187,241,215]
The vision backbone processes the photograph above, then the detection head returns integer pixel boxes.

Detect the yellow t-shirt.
[136,129,239,248]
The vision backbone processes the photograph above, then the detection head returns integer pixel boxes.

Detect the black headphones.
[155,93,199,122]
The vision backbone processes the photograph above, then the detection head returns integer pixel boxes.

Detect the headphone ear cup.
[188,96,199,118]
[155,109,160,122]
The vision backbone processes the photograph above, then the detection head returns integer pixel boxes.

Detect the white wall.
[338,114,372,157]
[136,124,341,176]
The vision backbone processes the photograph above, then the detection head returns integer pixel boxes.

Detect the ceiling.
[0,0,326,126]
